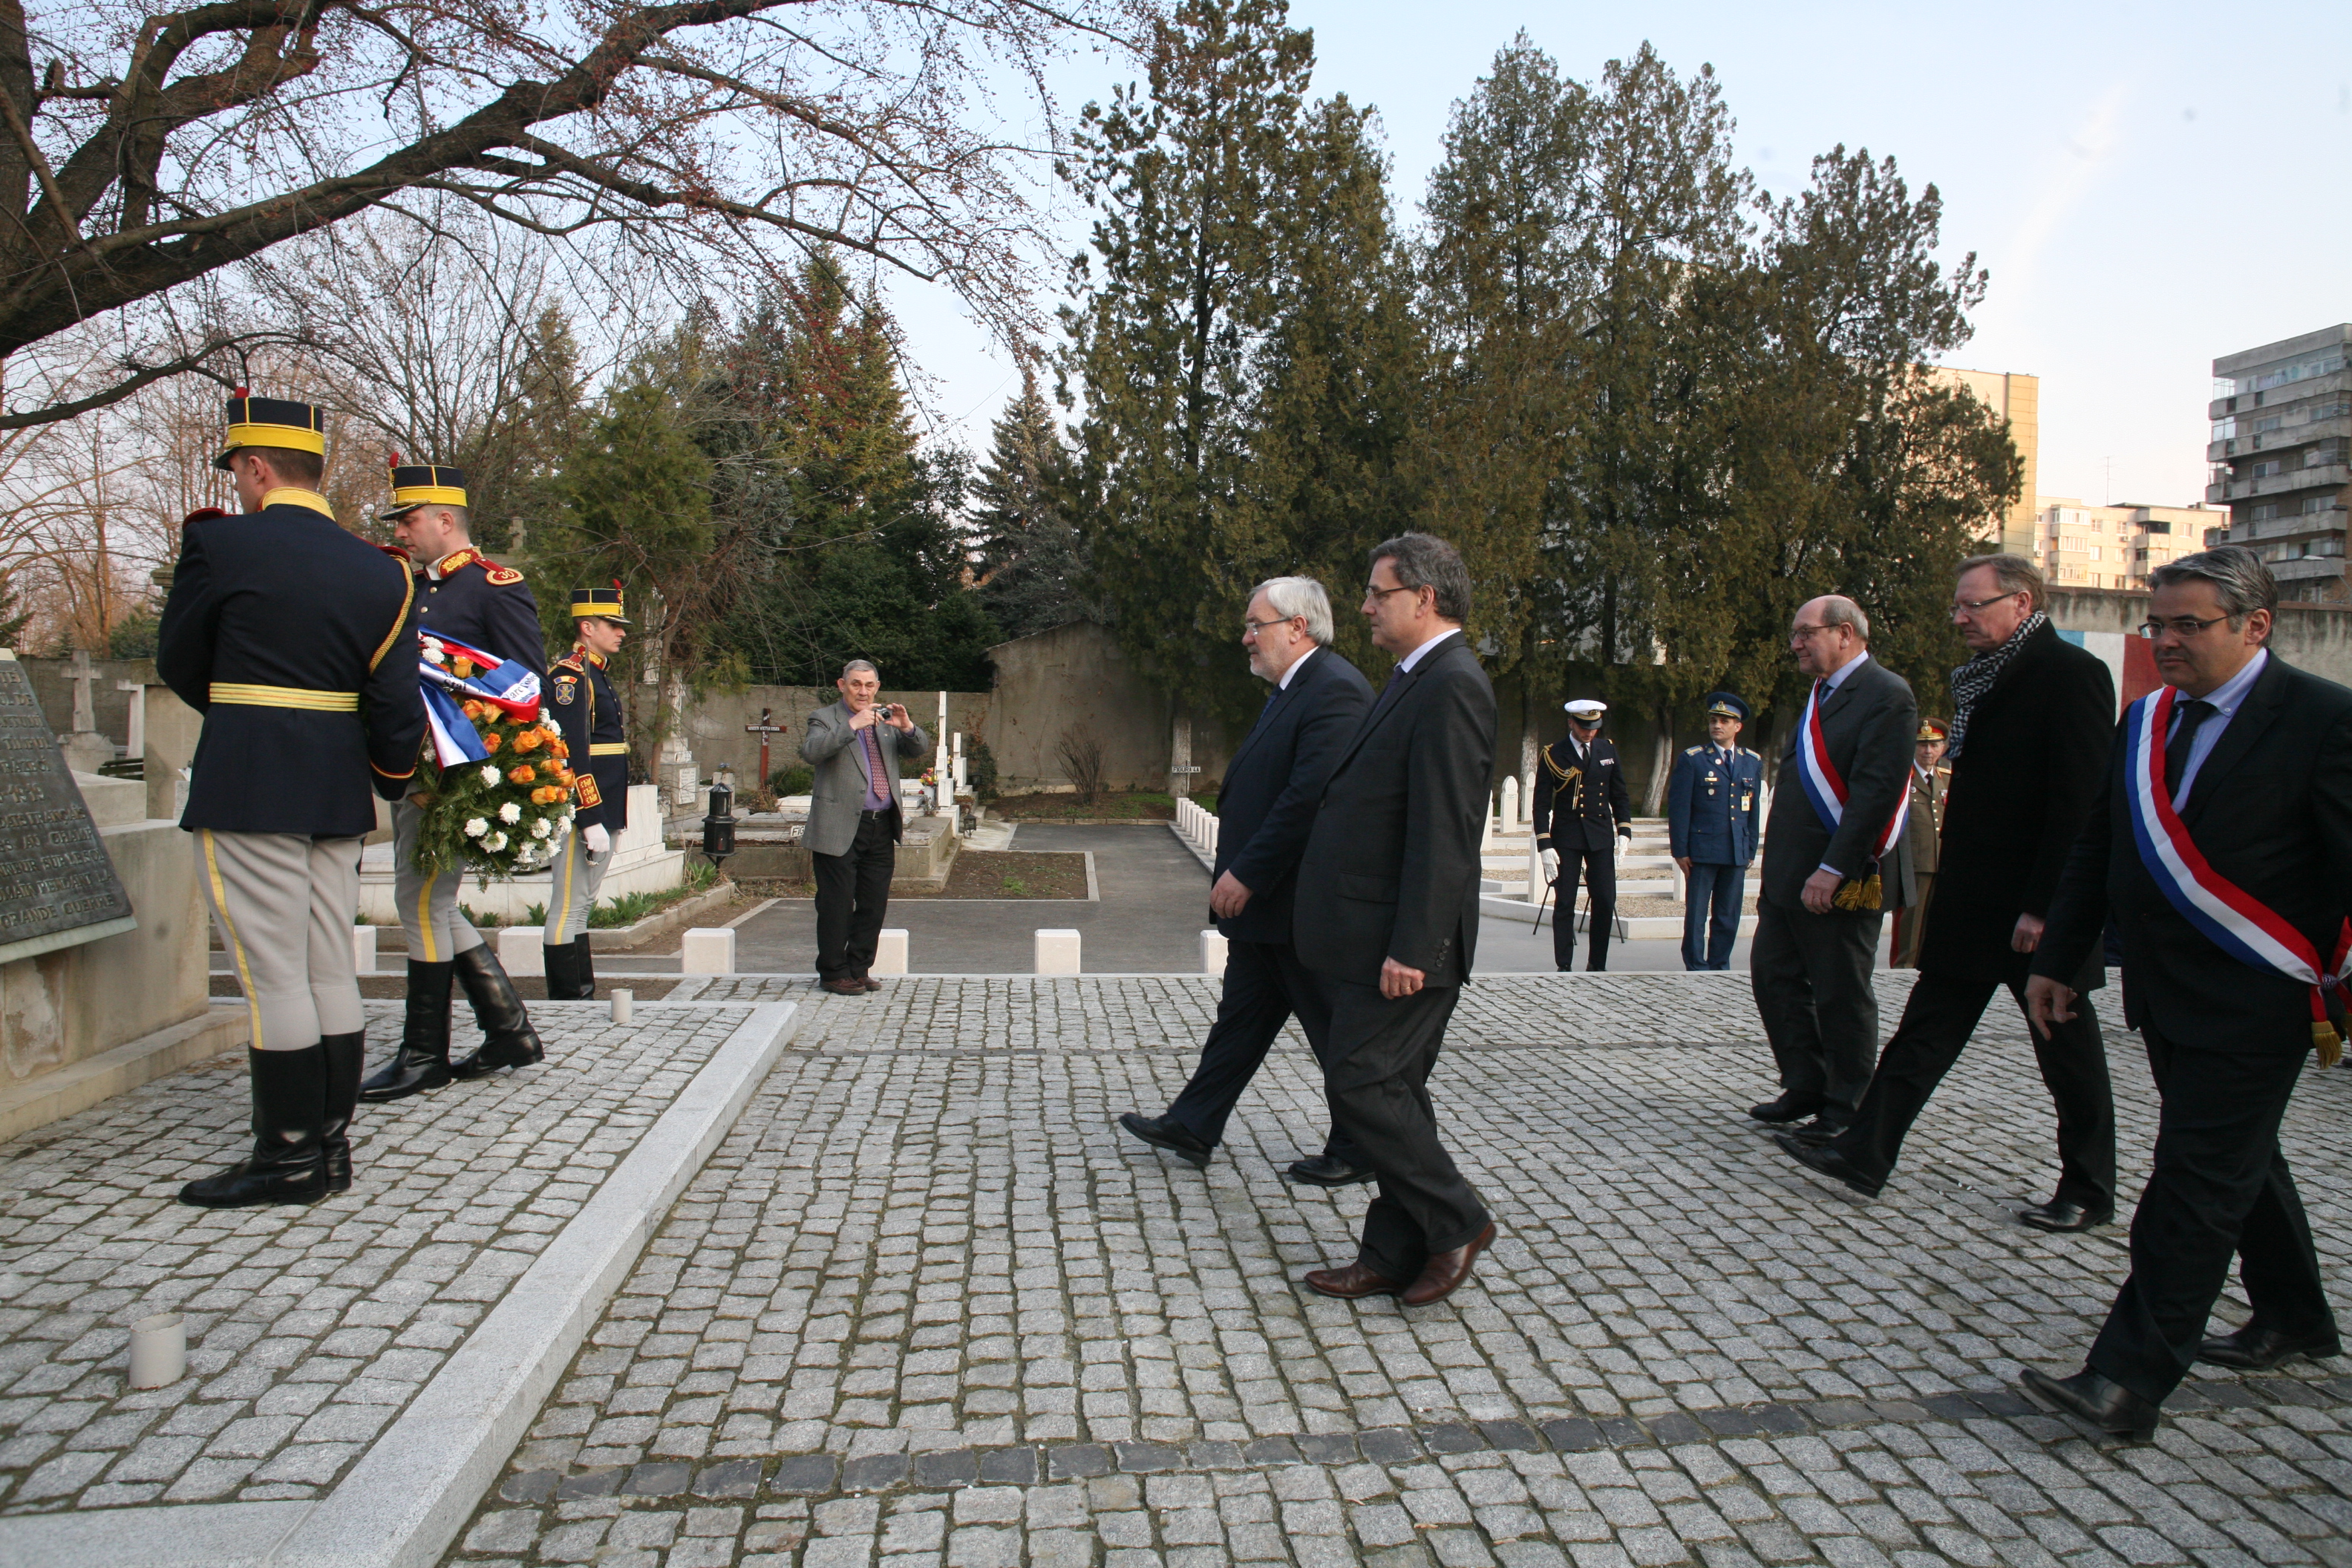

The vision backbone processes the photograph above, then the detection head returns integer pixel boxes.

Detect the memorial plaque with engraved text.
[0,658,134,963]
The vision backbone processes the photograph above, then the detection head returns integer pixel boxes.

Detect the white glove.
[1616,832,1631,861]
[583,823,610,856]
[1539,847,1559,883]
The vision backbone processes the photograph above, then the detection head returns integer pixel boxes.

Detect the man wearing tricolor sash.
[2021,546,2346,1441]
[157,393,425,1207]
[1747,595,1918,1140]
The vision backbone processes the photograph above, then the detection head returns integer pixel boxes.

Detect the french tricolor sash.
[1794,678,1908,864]
[2123,683,2350,1063]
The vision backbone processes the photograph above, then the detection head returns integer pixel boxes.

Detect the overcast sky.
[889,0,2351,512]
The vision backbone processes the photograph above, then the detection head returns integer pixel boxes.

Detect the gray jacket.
[798,700,932,858]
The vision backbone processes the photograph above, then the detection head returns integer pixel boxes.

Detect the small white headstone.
[352,924,376,976]
[497,927,544,977]
[682,927,735,973]
[1500,776,1520,830]
[1034,929,1080,976]
[1200,930,1228,977]
[874,928,909,976]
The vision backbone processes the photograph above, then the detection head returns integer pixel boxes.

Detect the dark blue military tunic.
[411,546,546,678]
[547,650,628,832]
[1667,743,1763,866]
[157,494,427,836]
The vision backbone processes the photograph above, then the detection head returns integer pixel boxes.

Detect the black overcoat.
[1211,646,1374,946]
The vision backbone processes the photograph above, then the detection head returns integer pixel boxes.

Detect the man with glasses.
[2019,546,2348,1440]
[1533,698,1633,970]
[1748,595,1917,1141]
[1120,576,1375,1183]
[1777,555,2116,1237]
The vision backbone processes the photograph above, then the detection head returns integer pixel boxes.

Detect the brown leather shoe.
[1302,1263,1402,1300]
[1401,1221,1497,1307]
[820,978,868,996]
[862,976,881,992]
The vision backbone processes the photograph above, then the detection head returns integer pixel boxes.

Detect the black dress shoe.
[2018,1366,2159,1442]
[1748,1094,1821,1124]
[1117,1112,1211,1169]
[1286,1154,1377,1187]
[1783,1113,1851,1146]
[2198,1322,2343,1370]
[1774,1134,1884,1198]
[2018,1199,2112,1233]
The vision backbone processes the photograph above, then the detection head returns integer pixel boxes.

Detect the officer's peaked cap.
[1703,690,1750,724]
[380,457,468,520]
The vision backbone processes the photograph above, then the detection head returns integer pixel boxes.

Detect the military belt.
[588,742,630,755]
[210,682,359,712]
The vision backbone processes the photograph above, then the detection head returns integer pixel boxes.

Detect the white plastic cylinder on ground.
[610,988,633,1025]
[1200,930,1228,978]
[128,1313,185,1389]
[497,926,544,978]
[1034,929,1081,976]
[682,927,736,974]
[873,929,909,977]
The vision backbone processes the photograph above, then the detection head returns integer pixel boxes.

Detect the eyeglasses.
[1951,591,2024,614]
[2137,614,2230,639]
[1790,623,1834,638]
[1365,584,1416,602]
[1241,616,1295,636]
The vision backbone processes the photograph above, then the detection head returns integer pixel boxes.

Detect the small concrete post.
[874,928,909,976]
[682,927,735,974]
[1500,776,1520,831]
[127,1313,186,1390]
[352,924,376,976]
[1034,929,1081,976]
[497,926,545,977]
[1526,836,1545,906]
[1200,930,1228,977]
[610,989,633,1025]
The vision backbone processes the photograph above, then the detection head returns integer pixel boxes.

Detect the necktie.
[861,722,888,801]
[2164,698,2215,797]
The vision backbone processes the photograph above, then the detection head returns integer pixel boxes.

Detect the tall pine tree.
[973,368,1095,640]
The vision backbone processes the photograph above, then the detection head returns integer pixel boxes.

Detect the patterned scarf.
[1944,610,2046,761]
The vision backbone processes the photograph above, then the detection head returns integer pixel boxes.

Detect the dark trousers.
[1552,838,1616,971]
[1681,861,1746,971]
[1829,973,2116,1209]
[812,810,895,981]
[1166,939,1361,1164]
[2088,1022,2336,1404]
[1749,895,1884,1114]
[1322,976,1489,1283]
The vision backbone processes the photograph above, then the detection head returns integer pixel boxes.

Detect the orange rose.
[549,739,569,758]
[513,730,542,753]
[509,764,536,784]
[554,769,574,786]
[451,657,475,678]
[461,700,486,721]
[482,732,503,753]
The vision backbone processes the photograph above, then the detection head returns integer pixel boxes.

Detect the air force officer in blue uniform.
[1667,691,1764,970]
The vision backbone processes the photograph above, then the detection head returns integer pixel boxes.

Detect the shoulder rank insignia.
[552,673,578,705]
[482,559,525,585]
[1685,745,1703,756]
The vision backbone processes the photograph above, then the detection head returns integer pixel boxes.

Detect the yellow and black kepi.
[380,462,468,521]
[570,587,630,624]
[214,390,326,471]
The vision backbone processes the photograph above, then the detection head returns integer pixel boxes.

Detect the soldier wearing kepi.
[1891,719,1952,969]
[362,460,546,1101]
[1532,698,1634,971]
[1667,692,1764,971]
[542,587,633,999]
[157,393,425,1206]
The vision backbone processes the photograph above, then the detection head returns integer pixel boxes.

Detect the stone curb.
[491,1370,2352,1512]
[0,1000,800,1568]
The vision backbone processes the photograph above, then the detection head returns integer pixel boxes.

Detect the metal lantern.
[701,778,736,869]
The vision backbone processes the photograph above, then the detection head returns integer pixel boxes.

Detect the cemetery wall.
[682,687,993,790]
[984,620,1237,793]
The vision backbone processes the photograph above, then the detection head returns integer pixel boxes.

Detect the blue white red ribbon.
[1794,679,1907,863]
[419,634,543,768]
[2122,683,2351,1042]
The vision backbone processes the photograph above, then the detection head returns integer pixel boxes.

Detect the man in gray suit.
[1748,595,1918,1140]
[800,660,931,996]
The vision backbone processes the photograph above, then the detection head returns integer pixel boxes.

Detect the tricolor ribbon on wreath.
[419,633,542,767]
[2123,683,2351,1066]
[1794,679,1908,912]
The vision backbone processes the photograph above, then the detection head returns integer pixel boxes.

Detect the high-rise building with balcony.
[2208,324,2352,601]
[2031,500,2219,591]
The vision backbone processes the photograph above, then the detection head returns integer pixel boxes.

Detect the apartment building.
[1930,365,2039,555]
[2208,324,2352,601]
[2031,500,2218,591]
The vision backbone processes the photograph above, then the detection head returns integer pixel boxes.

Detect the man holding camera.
[801,661,930,996]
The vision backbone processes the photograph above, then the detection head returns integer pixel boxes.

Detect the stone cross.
[66,650,97,735]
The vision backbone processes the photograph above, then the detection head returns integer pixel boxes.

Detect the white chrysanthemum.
[479,765,500,786]
[463,817,489,837]
[531,819,552,839]
[482,832,508,852]
[498,802,522,824]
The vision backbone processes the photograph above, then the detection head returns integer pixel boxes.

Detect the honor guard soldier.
[1891,718,1950,969]
[1533,698,1634,971]
[362,460,546,1102]
[157,392,425,1207]
[1667,691,1765,970]
[543,587,633,999]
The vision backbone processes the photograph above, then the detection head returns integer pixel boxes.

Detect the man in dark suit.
[1293,533,1498,1309]
[2021,548,2348,1441]
[1532,699,1633,970]
[1120,577,1375,1182]
[1748,595,1918,1140]
[1779,556,2117,1233]
[158,392,425,1207]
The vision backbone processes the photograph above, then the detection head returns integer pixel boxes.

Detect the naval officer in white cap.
[1532,699,1634,970]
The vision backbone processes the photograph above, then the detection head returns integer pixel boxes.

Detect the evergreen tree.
[973,369,1096,641]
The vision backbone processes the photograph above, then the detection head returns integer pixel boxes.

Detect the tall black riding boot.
[572,934,597,1001]
[180,1045,330,1209]
[451,941,546,1079]
[361,960,454,1102]
[543,935,594,1001]
[320,1032,365,1192]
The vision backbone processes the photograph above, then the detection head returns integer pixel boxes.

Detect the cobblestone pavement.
[454,977,2352,1567]
[0,1002,757,1514]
